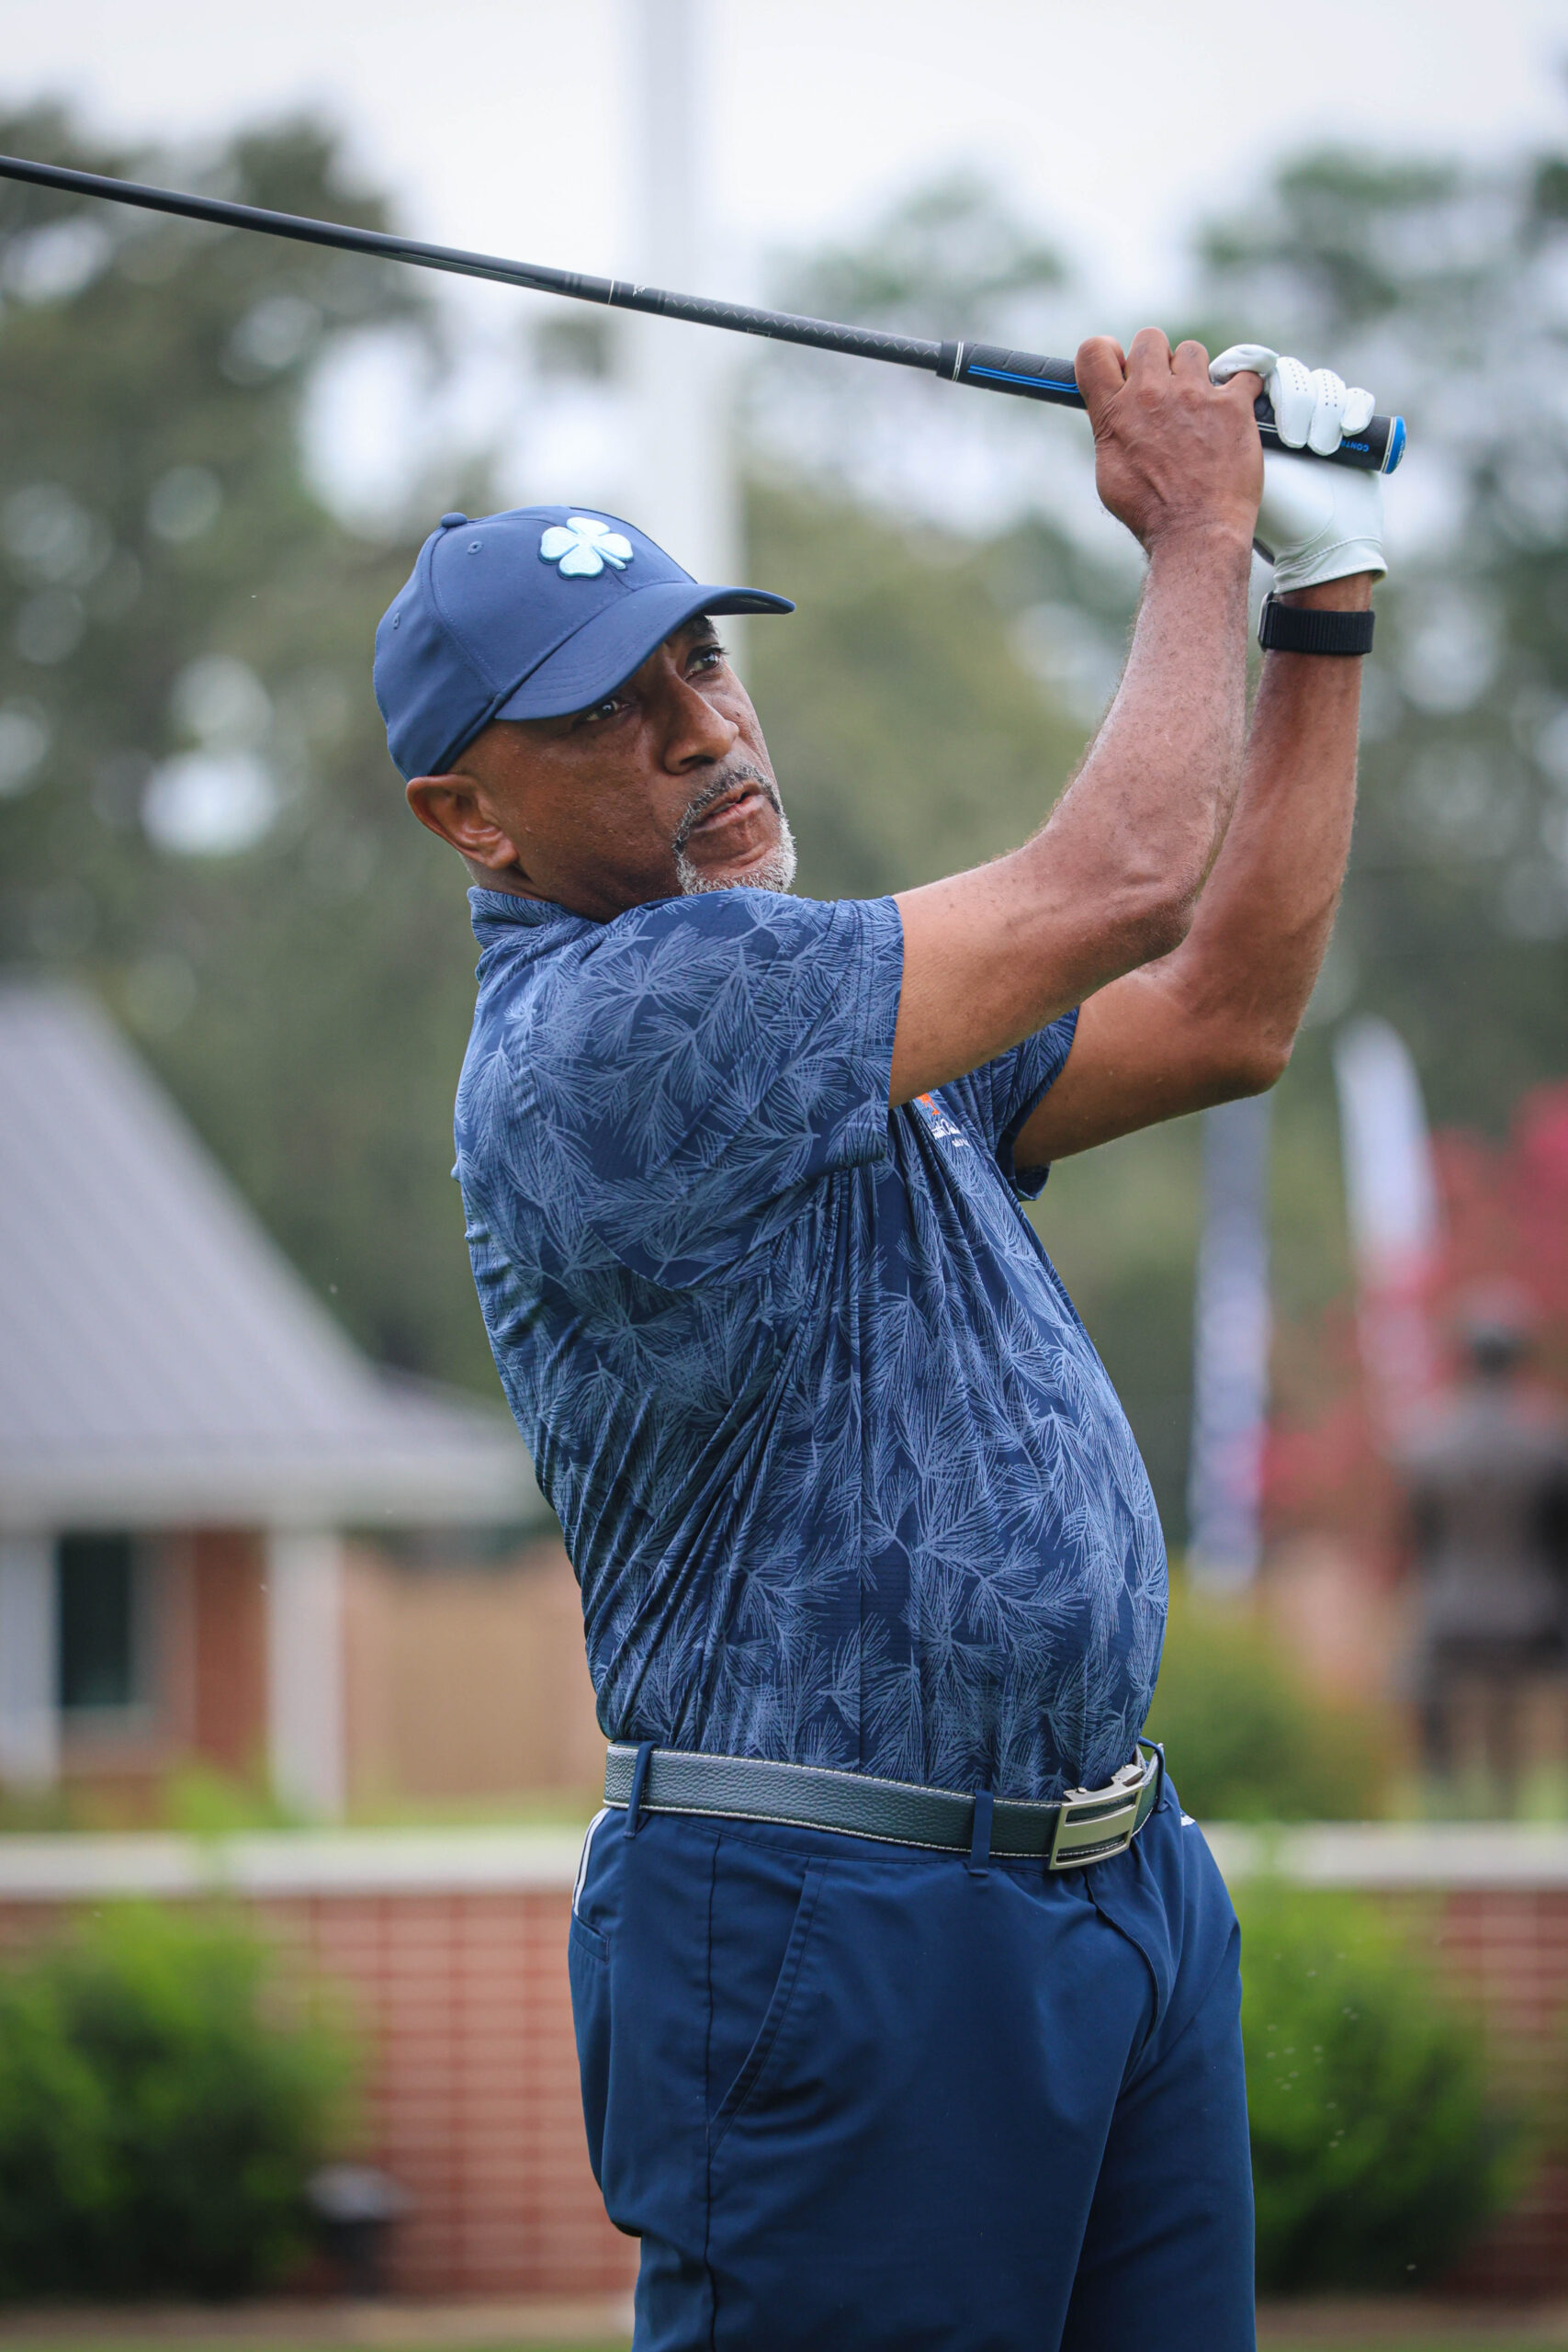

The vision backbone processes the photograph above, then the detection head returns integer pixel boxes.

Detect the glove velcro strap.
[1258,594,1374,656]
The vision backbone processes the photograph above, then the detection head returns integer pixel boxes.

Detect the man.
[375,332,1386,2351]
[1399,1292,1568,1807]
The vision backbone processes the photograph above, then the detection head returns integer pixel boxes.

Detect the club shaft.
[0,153,945,368]
[0,152,1405,474]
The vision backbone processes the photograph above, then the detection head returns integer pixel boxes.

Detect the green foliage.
[1238,1881,1518,2292]
[746,482,1093,899]
[1197,145,1568,1135]
[0,1903,356,2299]
[163,1763,305,1838]
[1145,1587,1387,1822]
[772,169,1065,340]
[0,107,497,1394]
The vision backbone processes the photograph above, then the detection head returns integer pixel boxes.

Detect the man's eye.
[575,695,624,727]
[692,640,726,671]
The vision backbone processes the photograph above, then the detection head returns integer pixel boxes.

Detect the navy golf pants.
[569,1774,1254,2351]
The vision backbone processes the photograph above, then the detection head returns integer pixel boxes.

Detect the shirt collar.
[468,885,576,940]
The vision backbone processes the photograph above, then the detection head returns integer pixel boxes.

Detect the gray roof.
[0,984,544,1531]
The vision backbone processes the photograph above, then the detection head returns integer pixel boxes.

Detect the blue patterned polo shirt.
[455,885,1166,1802]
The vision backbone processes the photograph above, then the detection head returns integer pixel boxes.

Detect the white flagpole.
[1332,1016,1440,1430]
[623,0,743,606]
[1188,1093,1273,1590]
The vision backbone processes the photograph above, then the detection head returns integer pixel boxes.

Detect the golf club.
[0,151,1406,475]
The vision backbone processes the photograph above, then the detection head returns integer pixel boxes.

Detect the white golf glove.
[1210,343,1387,592]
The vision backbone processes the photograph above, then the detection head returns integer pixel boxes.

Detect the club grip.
[940,342,1405,473]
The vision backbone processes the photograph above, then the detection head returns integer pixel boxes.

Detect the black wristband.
[1258,593,1374,656]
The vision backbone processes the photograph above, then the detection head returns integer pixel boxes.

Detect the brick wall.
[189,1527,268,1776]
[264,1884,633,2298]
[0,1831,637,2301]
[0,1826,1563,2301]
[1422,1884,1568,2298]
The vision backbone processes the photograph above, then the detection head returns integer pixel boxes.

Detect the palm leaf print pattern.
[456,886,1166,1803]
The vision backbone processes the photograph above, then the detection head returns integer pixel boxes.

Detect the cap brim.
[490,580,793,726]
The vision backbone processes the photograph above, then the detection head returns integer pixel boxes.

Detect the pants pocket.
[710,1855,827,2151]
[567,1909,611,2188]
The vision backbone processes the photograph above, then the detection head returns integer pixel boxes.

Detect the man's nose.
[661,672,739,767]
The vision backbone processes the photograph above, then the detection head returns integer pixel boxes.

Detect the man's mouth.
[671,763,796,898]
[671,766,778,857]
[690,782,764,832]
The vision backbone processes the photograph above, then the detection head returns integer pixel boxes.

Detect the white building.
[0,984,546,1817]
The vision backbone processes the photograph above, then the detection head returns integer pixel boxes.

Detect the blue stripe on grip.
[964,364,1080,396]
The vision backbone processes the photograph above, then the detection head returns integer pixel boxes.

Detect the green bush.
[1145,1584,1388,1821]
[1239,1882,1519,2292]
[0,1903,357,2299]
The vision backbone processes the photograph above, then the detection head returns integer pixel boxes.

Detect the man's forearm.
[1161,571,1370,1076]
[1013,329,1390,1163]
[889,331,1268,1107]
[1017,572,1371,1159]
[1043,519,1256,976]
[890,525,1255,1103]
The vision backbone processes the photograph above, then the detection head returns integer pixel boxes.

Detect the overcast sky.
[1,0,1564,324]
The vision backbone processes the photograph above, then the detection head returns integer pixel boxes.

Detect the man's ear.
[405,773,524,877]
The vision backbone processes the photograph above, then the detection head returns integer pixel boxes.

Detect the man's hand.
[1209,344,1387,592]
[1076,329,1265,553]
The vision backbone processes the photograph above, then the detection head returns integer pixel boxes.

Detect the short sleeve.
[950,1010,1079,1200]
[463,889,903,1286]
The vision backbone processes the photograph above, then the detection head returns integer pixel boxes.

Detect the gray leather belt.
[603,1740,1163,1870]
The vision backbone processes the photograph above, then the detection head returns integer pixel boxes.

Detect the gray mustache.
[671,763,780,856]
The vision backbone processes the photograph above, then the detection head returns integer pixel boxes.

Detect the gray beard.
[676,806,798,897]
[672,765,797,898]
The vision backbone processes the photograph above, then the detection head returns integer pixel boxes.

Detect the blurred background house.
[0,983,601,1823]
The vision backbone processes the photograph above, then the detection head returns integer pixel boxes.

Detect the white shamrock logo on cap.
[538,516,635,578]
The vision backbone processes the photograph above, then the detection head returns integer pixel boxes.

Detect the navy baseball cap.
[374,503,795,780]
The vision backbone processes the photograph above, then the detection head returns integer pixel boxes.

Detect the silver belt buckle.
[1047,1750,1155,1872]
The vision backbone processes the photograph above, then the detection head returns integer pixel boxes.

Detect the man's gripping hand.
[1076,330,1263,554]
[1209,343,1387,592]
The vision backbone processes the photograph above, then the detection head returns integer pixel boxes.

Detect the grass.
[1260,2336,1568,2350]
[4,2315,1563,2352]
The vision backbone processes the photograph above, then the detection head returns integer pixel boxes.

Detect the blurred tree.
[1145,1585,1388,1821]
[0,107,499,1389]
[1196,142,1568,1586]
[746,484,1091,899]
[1197,144,1568,1129]
[773,168,1067,338]
[748,172,1110,545]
